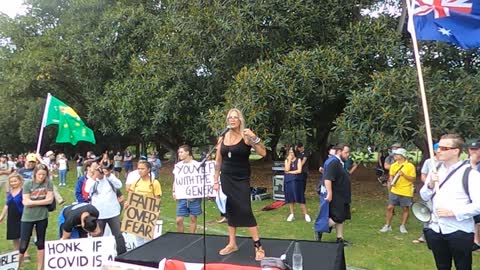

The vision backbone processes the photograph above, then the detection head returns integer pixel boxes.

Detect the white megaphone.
[412,202,433,223]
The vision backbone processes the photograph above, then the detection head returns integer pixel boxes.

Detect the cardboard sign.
[121,193,161,240]
[123,220,163,252]
[173,160,217,199]
[45,236,116,270]
[0,251,19,270]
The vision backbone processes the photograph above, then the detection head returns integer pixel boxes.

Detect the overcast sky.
[0,0,28,18]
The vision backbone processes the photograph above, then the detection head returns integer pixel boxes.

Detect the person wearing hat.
[467,141,480,251]
[383,143,402,172]
[379,147,416,233]
[17,154,39,181]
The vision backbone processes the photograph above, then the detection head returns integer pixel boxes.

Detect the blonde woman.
[0,173,30,260]
[213,108,267,261]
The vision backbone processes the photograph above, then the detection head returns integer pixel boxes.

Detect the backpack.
[462,166,473,201]
[90,178,123,201]
[91,179,117,197]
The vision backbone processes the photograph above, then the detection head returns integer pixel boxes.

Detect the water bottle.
[292,241,303,270]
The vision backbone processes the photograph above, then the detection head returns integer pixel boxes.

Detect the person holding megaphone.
[379,148,416,234]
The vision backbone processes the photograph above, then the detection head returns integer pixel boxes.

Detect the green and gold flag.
[43,94,96,145]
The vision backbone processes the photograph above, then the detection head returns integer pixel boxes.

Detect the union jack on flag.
[410,0,480,49]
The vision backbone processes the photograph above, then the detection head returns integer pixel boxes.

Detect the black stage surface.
[116,232,346,270]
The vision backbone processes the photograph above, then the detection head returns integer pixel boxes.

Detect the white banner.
[173,160,217,199]
[45,236,116,270]
[0,251,19,270]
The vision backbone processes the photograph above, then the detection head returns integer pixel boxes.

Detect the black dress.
[6,190,23,240]
[220,139,257,227]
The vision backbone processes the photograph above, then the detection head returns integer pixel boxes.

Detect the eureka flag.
[412,0,480,49]
[43,94,96,145]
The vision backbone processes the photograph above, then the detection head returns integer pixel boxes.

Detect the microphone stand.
[199,142,220,269]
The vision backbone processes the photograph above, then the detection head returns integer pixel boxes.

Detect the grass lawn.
[1,163,479,270]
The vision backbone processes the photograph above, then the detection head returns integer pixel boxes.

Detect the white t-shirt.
[58,159,68,170]
[126,170,141,186]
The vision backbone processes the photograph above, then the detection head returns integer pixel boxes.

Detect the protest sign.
[45,236,116,270]
[0,251,19,270]
[173,160,217,199]
[121,193,161,240]
[123,220,163,252]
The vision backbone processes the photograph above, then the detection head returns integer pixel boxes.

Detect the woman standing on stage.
[213,108,267,261]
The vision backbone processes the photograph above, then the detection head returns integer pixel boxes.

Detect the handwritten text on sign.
[121,193,161,240]
[173,160,217,199]
[0,250,19,270]
[45,236,116,270]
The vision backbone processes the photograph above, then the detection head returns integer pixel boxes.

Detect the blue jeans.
[59,169,67,185]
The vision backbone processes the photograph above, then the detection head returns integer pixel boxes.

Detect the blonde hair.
[8,173,24,191]
[226,108,246,139]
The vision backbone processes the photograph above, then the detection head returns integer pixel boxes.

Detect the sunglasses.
[438,146,458,151]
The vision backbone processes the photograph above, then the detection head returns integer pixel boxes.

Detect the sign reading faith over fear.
[173,160,217,199]
[0,250,19,270]
[121,193,161,240]
[44,236,116,270]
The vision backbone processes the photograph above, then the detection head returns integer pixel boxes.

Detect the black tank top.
[220,139,251,176]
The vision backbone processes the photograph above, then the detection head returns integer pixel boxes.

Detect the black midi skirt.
[221,173,257,227]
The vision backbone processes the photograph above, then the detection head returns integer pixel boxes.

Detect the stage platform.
[115,232,346,270]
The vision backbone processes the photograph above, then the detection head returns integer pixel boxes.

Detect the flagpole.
[36,93,52,155]
[406,0,439,192]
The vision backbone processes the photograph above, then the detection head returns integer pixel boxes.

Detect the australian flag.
[412,0,480,49]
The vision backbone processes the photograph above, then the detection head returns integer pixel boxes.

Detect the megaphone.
[412,202,432,223]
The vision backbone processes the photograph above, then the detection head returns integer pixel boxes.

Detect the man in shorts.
[172,145,202,233]
[324,143,352,246]
[379,148,416,233]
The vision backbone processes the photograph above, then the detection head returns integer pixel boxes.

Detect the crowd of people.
[0,108,479,270]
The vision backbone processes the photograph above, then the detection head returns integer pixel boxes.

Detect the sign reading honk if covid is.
[44,236,116,270]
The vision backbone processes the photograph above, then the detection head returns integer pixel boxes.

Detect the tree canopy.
[0,0,478,160]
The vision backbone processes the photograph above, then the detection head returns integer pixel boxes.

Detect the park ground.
[1,160,479,270]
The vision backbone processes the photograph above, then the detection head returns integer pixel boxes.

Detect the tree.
[334,66,480,159]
